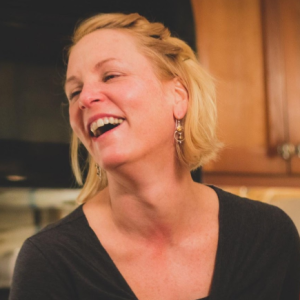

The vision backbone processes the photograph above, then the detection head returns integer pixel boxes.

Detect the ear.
[172,77,189,119]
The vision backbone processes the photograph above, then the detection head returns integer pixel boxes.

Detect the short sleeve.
[9,239,76,300]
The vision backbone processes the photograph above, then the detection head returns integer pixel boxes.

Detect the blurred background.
[0,0,299,298]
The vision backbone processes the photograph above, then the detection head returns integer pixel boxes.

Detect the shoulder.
[208,187,300,297]
[13,205,92,285]
[210,185,299,258]
[40,204,85,232]
[9,208,85,300]
[20,205,88,259]
[210,185,297,234]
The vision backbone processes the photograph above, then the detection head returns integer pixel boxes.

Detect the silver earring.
[174,119,185,144]
[95,163,101,180]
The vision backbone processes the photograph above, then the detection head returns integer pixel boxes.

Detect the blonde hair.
[67,13,222,203]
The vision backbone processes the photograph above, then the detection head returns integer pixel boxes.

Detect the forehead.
[67,29,147,73]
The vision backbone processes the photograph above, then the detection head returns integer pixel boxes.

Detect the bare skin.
[67,29,219,300]
[83,173,219,300]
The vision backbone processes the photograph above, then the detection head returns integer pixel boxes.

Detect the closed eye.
[69,90,81,101]
[103,73,120,82]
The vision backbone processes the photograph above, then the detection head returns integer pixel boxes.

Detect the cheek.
[130,85,174,139]
[125,78,166,112]
[68,105,77,130]
[69,105,84,137]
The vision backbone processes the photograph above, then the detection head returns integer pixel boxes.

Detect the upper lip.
[87,114,125,131]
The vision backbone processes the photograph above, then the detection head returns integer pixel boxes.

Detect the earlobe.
[173,78,189,119]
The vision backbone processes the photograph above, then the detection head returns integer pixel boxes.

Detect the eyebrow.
[64,58,119,90]
[64,76,79,90]
[93,58,118,72]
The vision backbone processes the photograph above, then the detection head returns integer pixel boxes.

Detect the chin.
[97,150,130,171]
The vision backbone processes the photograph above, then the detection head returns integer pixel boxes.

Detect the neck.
[103,158,203,244]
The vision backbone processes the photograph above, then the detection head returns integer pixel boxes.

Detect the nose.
[78,86,102,110]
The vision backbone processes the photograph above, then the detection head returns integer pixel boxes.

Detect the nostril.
[79,100,86,110]
[79,97,100,109]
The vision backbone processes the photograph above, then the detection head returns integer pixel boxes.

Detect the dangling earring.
[174,119,185,144]
[95,163,102,180]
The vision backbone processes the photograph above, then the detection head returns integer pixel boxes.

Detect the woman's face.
[66,29,180,171]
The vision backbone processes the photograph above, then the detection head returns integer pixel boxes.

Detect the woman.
[10,13,299,300]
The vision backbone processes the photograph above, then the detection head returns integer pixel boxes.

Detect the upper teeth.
[90,117,123,134]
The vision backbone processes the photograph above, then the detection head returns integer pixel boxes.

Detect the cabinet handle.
[295,144,300,158]
[277,143,295,160]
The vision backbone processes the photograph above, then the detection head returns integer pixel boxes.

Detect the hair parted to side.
[67,12,222,203]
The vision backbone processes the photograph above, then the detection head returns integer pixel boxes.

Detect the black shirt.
[10,186,300,299]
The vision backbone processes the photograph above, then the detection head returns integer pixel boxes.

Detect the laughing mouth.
[90,117,124,138]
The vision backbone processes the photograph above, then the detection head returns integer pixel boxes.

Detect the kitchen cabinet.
[191,0,300,186]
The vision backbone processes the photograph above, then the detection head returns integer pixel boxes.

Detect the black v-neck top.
[10,186,300,300]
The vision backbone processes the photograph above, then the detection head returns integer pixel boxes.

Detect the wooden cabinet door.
[262,0,300,175]
[191,0,300,186]
[280,0,300,174]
